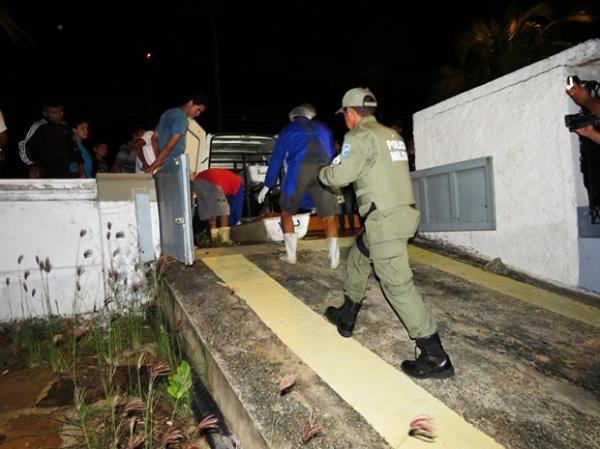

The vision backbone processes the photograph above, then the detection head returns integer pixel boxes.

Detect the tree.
[431,1,596,102]
[0,1,31,46]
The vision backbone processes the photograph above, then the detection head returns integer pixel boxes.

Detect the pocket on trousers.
[387,206,421,239]
[365,206,421,245]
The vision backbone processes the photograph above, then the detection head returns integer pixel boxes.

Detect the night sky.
[1,0,598,173]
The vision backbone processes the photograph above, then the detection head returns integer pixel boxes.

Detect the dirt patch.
[0,368,56,413]
[0,314,216,449]
[0,414,63,449]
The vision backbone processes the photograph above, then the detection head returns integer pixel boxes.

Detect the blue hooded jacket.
[264,117,335,207]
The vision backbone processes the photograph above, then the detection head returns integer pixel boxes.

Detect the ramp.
[160,239,600,449]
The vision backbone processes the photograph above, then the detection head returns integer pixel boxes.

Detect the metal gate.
[411,156,496,232]
[154,155,194,265]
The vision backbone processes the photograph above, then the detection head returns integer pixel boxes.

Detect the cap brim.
[335,107,344,114]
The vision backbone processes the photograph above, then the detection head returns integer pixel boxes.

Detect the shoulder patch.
[341,143,352,158]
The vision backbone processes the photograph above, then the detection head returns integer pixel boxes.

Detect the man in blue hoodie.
[258,105,340,268]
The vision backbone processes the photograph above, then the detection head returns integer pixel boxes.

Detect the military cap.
[336,87,377,114]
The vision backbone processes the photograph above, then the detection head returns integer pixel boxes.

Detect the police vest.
[352,120,415,215]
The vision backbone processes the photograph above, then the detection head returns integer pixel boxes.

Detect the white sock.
[218,226,232,243]
[280,233,297,264]
[328,237,340,269]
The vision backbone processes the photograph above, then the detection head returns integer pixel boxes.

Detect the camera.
[565,112,600,132]
[566,75,599,92]
[565,76,600,132]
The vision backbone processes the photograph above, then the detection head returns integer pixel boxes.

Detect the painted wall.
[0,178,160,321]
[413,39,600,294]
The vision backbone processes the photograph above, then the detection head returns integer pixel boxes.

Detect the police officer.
[318,88,454,379]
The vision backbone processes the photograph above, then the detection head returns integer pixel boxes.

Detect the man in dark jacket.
[19,99,80,178]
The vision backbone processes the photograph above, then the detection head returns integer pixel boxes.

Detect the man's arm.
[263,131,287,189]
[18,120,45,166]
[567,84,600,117]
[318,134,368,188]
[575,125,600,145]
[145,133,181,173]
[25,124,45,178]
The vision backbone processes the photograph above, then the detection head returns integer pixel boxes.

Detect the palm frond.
[0,4,32,46]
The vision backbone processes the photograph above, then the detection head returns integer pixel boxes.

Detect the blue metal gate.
[154,155,194,265]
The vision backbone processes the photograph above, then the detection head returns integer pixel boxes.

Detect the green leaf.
[167,360,192,400]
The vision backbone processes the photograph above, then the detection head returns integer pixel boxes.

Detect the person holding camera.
[566,80,600,144]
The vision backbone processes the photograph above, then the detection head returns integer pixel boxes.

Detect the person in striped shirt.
[18,99,80,178]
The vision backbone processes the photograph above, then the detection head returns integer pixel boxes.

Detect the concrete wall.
[413,39,600,294]
[0,176,160,321]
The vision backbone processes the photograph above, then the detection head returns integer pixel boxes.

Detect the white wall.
[0,178,161,321]
[413,39,600,294]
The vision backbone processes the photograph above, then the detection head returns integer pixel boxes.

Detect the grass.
[2,226,217,449]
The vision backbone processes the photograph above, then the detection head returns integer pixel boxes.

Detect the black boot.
[325,295,362,337]
[401,333,454,379]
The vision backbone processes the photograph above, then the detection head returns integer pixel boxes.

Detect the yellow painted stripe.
[195,236,356,259]
[408,246,600,327]
[197,238,599,326]
[202,254,504,449]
